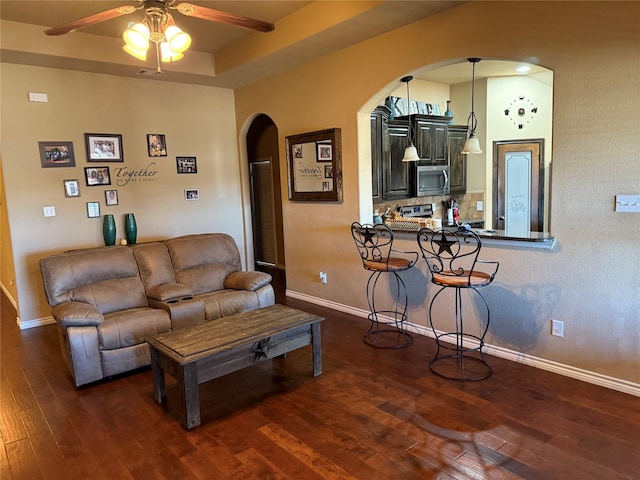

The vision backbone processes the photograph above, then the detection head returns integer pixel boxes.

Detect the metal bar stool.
[417,227,499,380]
[351,222,418,348]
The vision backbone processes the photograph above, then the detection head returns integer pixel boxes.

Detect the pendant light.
[401,75,420,162]
[461,58,483,154]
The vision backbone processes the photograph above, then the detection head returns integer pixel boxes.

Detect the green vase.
[124,213,137,245]
[102,214,116,246]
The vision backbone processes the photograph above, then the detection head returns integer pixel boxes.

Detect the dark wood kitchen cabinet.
[385,119,412,200]
[448,125,467,194]
[370,106,389,203]
[371,107,412,203]
[412,115,449,165]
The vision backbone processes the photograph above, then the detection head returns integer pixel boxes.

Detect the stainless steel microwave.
[416,165,450,196]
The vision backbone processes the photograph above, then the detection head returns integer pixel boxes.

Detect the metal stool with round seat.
[417,227,499,380]
[351,222,418,348]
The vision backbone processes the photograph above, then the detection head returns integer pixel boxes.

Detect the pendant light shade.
[400,75,420,162]
[461,58,483,155]
[402,144,420,162]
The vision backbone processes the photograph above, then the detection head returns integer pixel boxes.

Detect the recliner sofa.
[40,233,275,386]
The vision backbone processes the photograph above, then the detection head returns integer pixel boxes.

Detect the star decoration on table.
[433,230,456,256]
[252,338,271,360]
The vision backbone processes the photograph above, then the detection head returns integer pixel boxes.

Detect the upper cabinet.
[371,107,413,203]
[448,125,467,195]
[411,115,449,165]
[371,110,467,201]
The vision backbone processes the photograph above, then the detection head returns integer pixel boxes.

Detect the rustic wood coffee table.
[147,304,324,429]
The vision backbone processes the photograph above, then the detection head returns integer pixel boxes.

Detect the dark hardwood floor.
[1,288,639,479]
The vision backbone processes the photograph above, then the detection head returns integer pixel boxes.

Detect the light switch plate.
[29,92,48,103]
[476,201,484,211]
[43,206,56,217]
[615,195,640,212]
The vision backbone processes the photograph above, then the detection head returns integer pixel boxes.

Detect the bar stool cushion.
[433,270,492,287]
[364,257,414,271]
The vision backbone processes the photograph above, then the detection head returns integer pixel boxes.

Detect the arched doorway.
[246,114,285,301]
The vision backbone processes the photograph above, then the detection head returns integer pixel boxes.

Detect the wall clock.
[504,95,538,129]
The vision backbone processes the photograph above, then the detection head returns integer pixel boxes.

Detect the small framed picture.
[63,179,80,198]
[176,156,197,174]
[86,202,100,218]
[39,141,75,168]
[185,189,199,201]
[85,133,124,162]
[84,166,111,186]
[316,142,332,162]
[105,189,118,206]
[324,165,333,178]
[147,134,167,157]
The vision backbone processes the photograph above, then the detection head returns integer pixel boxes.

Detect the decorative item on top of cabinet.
[448,125,467,194]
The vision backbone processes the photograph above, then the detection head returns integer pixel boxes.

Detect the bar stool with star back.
[417,227,499,380]
[351,222,418,348]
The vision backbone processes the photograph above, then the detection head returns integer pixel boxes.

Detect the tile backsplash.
[375,191,485,222]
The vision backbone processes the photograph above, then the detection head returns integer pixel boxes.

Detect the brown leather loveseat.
[40,233,274,387]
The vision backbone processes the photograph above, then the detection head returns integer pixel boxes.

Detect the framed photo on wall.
[185,188,199,201]
[86,202,100,218]
[176,156,197,174]
[105,189,118,206]
[39,141,75,168]
[147,134,167,157]
[85,133,124,162]
[316,141,332,162]
[84,166,111,186]
[63,179,80,197]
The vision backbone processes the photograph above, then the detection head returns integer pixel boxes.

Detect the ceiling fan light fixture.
[160,42,184,62]
[123,44,147,61]
[123,22,149,51]
[164,16,191,53]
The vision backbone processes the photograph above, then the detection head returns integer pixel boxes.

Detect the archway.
[245,114,286,301]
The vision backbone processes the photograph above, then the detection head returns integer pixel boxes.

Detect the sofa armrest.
[52,302,104,328]
[146,283,193,302]
[224,271,272,292]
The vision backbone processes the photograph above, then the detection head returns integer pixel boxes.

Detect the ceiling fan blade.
[175,3,274,33]
[44,5,139,36]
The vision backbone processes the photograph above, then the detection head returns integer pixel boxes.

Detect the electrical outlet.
[551,319,564,337]
[319,271,327,284]
[43,206,56,217]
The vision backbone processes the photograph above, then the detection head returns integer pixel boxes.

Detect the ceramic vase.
[444,100,453,124]
[102,214,116,246]
[124,213,137,245]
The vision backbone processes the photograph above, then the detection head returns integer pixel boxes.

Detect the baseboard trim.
[18,316,55,330]
[285,290,640,397]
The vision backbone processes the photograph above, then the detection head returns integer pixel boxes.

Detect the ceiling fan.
[44,1,274,73]
[44,1,275,36]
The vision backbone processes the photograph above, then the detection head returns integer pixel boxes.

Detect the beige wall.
[1,64,244,325]
[234,2,640,385]
[1,1,638,388]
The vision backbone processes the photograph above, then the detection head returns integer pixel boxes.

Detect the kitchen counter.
[388,224,556,250]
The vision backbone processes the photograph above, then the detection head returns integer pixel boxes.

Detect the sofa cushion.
[99,307,171,350]
[224,271,272,291]
[40,246,148,312]
[165,234,242,294]
[198,289,261,321]
[131,242,178,291]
